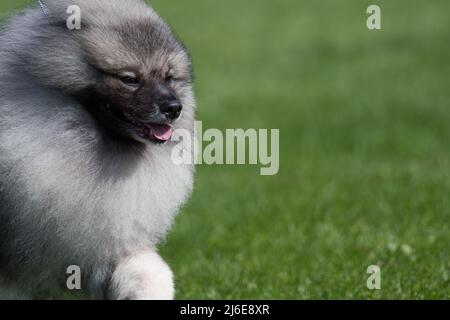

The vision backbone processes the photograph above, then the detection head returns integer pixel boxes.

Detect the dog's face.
[18,0,194,144]
[78,21,193,144]
[100,68,183,143]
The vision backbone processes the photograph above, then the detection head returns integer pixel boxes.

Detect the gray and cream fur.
[0,0,195,299]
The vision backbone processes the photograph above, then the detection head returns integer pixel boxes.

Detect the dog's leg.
[108,251,175,300]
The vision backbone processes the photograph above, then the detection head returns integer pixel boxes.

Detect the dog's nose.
[160,99,182,120]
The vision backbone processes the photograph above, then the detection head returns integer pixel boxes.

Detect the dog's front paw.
[110,251,175,300]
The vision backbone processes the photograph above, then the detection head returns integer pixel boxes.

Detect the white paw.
[111,251,175,300]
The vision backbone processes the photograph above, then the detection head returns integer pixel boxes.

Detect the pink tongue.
[147,124,173,141]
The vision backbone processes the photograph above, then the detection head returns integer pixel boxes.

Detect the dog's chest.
[88,149,194,246]
[18,142,194,249]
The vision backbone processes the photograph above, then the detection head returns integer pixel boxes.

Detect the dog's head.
[23,0,196,144]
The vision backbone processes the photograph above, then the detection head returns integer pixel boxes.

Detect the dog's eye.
[166,74,176,82]
[120,76,142,87]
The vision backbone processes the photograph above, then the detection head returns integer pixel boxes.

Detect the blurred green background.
[1,1,449,299]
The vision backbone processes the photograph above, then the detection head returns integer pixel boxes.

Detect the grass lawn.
[1,0,449,299]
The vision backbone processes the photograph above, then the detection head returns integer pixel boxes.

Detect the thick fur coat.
[0,0,195,299]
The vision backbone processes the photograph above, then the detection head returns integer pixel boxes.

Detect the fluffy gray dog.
[0,0,196,299]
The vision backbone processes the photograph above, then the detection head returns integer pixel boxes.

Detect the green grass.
[2,0,449,299]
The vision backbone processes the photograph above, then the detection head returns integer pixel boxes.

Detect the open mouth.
[125,118,174,143]
[108,107,174,143]
[142,123,174,143]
